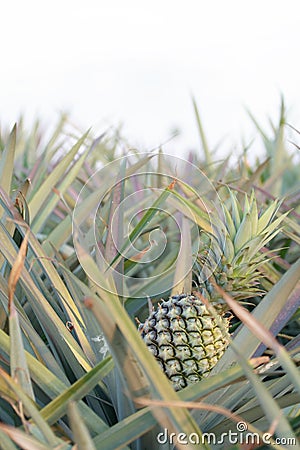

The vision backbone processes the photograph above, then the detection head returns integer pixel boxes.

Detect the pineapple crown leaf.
[257,198,283,233]
[195,189,289,302]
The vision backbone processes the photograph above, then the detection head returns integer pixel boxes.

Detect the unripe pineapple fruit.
[139,190,287,390]
[139,294,229,391]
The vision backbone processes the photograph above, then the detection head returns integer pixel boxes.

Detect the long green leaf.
[0,369,61,448]
[68,402,96,450]
[8,231,35,400]
[108,180,177,270]
[218,258,300,367]
[0,329,109,436]
[0,125,17,270]
[0,125,16,200]
[40,356,113,424]
[32,139,91,232]
[192,97,212,166]
[29,130,89,222]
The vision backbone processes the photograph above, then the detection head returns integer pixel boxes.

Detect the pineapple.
[139,294,229,391]
[139,190,287,390]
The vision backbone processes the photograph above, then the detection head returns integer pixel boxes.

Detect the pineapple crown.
[195,189,288,302]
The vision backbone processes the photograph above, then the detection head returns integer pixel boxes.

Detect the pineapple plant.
[138,191,288,390]
[0,104,299,450]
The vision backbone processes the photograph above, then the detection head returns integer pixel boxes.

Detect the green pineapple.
[139,190,287,390]
[139,294,229,391]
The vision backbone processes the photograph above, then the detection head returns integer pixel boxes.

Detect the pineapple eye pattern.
[73,153,219,299]
[139,295,229,390]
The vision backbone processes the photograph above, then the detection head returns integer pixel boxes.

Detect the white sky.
[1,0,299,158]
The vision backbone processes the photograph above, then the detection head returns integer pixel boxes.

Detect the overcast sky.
[1,0,299,158]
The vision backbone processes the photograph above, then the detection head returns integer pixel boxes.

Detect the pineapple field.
[0,101,299,450]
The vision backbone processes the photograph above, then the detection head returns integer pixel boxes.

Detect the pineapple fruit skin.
[139,294,229,391]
